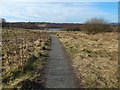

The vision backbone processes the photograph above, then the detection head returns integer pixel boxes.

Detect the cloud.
[0,2,118,23]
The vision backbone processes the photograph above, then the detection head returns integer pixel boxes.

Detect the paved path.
[44,35,79,88]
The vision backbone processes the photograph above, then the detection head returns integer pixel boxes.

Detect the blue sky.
[0,0,118,23]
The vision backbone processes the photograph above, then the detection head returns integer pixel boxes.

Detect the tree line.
[1,18,117,33]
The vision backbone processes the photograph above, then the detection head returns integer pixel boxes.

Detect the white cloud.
[0,2,117,23]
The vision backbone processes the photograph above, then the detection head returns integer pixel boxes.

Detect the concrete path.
[44,35,79,88]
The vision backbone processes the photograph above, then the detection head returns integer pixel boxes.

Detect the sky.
[0,0,119,23]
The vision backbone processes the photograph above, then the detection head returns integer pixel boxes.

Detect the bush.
[64,27,81,31]
[84,18,112,34]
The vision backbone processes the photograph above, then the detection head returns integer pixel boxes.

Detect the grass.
[2,28,51,89]
[57,31,118,88]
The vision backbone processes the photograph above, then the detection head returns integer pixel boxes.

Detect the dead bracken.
[57,31,118,88]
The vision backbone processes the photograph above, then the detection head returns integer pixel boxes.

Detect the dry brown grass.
[2,28,51,88]
[57,31,119,88]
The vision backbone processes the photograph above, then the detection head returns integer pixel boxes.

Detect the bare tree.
[84,17,111,34]
[2,18,6,23]
[1,18,6,27]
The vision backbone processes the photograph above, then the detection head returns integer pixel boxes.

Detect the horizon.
[0,2,118,23]
[1,20,119,24]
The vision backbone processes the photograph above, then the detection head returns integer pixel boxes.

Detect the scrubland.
[57,31,119,88]
[2,28,51,88]
[1,27,119,88]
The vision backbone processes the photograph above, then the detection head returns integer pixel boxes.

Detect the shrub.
[64,27,81,31]
[84,18,112,34]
